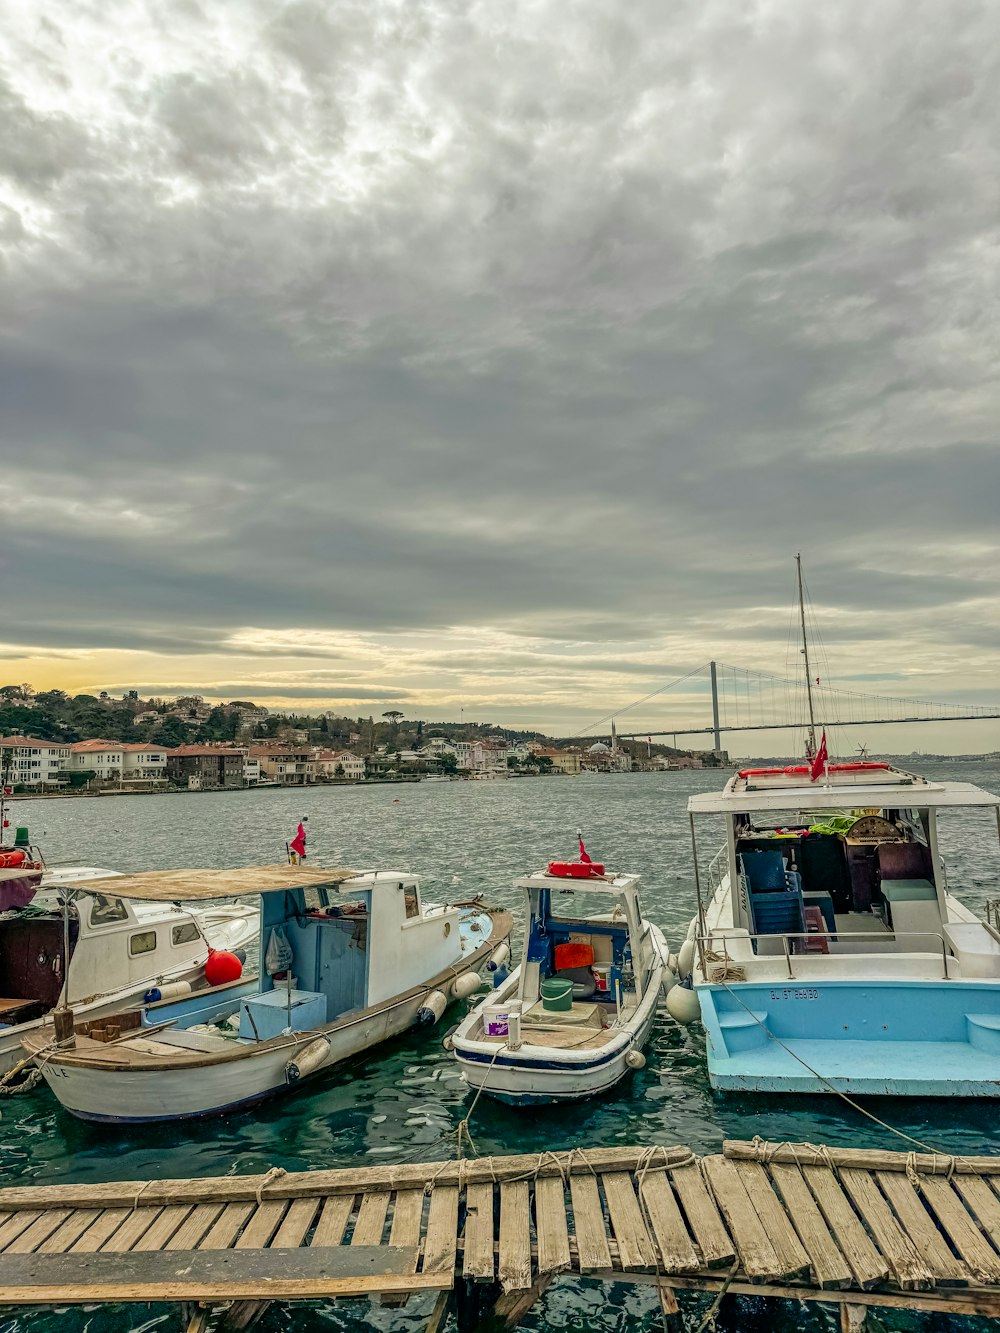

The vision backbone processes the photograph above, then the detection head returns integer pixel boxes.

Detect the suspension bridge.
[607,661,1000,751]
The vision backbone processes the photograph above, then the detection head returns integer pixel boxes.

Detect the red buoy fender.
[205,949,243,987]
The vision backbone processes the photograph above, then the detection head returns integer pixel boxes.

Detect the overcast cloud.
[1,0,999,751]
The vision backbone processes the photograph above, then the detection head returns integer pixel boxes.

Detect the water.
[5,762,1000,1331]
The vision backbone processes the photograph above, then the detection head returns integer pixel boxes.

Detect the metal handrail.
[697,929,952,980]
[707,844,728,896]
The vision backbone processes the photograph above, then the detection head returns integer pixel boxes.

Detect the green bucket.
[540,977,573,1012]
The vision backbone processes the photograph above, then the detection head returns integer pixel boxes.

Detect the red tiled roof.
[0,736,68,748]
[70,739,125,752]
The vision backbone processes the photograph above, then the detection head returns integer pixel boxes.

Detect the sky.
[1,0,999,755]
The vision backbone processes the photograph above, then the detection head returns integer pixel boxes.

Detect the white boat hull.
[37,992,424,1122]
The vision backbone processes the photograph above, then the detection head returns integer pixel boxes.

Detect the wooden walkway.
[4,1140,1000,1329]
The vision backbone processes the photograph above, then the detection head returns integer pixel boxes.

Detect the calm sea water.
[5,762,1000,1332]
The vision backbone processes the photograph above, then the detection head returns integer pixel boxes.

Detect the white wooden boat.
[451,866,671,1104]
[25,865,512,1122]
[0,862,256,1079]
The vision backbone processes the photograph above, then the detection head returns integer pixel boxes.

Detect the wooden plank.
[0,1245,440,1303]
[463,1181,496,1280]
[733,1161,810,1278]
[569,1173,611,1272]
[0,1145,696,1212]
[352,1192,391,1247]
[310,1195,355,1248]
[534,1175,571,1276]
[701,1157,784,1280]
[498,1179,532,1292]
[637,1172,700,1274]
[3,1210,74,1255]
[0,1211,44,1252]
[165,1204,226,1251]
[768,1164,852,1289]
[69,1208,132,1253]
[725,1141,1000,1175]
[422,1186,459,1274]
[97,1207,164,1253]
[382,1189,425,1308]
[235,1201,288,1251]
[802,1166,888,1289]
[670,1166,734,1267]
[601,1172,656,1271]
[199,1202,256,1250]
[876,1172,968,1285]
[919,1176,1000,1283]
[839,1168,933,1290]
[36,1210,103,1255]
[270,1197,320,1249]
[132,1205,194,1252]
[954,1175,1000,1253]
[493,1274,552,1328]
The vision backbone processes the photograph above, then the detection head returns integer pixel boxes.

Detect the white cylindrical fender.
[677,939,695,979]
[416,989,449,1026]
[450,971,483,1001]
[661,968,678,996]
[667,953,680,975]
[666,980,701,1026]
[442,1033,455,1051]
[685,919,697,941]
[625,1049,646,1070]
[151,980,193,1003]
[285,1036,331,1084]
[486,943,510,972]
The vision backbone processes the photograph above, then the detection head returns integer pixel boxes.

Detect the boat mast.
[796,553,818,758]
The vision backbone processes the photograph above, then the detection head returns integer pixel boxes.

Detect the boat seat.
[741,852,788,892]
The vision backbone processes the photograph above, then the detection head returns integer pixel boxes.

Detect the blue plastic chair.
[740,851,788,893]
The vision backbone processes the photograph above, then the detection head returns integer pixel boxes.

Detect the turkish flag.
[290,822,307,858]
[810,731,828,783]
[578,832,592,864]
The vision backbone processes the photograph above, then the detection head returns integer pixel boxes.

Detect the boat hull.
[700,977,1000,1097]
[38,993,423,1122]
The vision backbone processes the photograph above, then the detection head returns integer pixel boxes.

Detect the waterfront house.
[534,747,583,775]
[313,750,366,781]
[167,745,246,790]
[0,736,73,787]
[247,744,314,785]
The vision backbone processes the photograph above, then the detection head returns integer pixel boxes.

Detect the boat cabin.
[84,865,466,1044]
[0,870,231,1029]
[515,870,654,1012]
[689,764,1000,976]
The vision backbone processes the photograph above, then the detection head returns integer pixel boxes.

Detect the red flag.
[290,822,307,859]
[577,830,592,864]
[810,730,828,783]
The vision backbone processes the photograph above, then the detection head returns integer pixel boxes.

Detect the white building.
[313,750,366,780]
[121,743,170,781]
[69,740,127,780]
[0,737,73,787]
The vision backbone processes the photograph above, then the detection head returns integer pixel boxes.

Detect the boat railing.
[707,845,728,897]
[697,929,951,981]
[986,899,1000,935]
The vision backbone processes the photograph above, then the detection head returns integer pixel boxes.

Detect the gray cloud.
[1,1,999,743]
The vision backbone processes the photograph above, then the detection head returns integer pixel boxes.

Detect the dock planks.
[2,1141,1000,1323]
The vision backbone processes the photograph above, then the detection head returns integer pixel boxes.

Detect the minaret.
[610,719,617,751]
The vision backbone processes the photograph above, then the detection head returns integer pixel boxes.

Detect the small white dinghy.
[452,853,672,1105]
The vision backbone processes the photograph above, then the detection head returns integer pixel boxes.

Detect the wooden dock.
[4,1139,1000,1330]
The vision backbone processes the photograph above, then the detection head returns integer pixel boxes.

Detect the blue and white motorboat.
[672,761,1000,1096]
[25,864,510,1122]
[452,864,671,1105]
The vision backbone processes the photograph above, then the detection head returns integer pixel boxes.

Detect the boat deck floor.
[475,1025,618,1051]
[711,1036,1000,1094]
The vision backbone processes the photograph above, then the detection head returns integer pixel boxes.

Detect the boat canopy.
[689,773,1000,815]
[57,865,359,902]
[515,871,639,895]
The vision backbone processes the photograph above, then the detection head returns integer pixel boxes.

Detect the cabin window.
[171,922,200,946]
[403,888,420,919]
[129,930,157,956]
[90,895,128,926]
